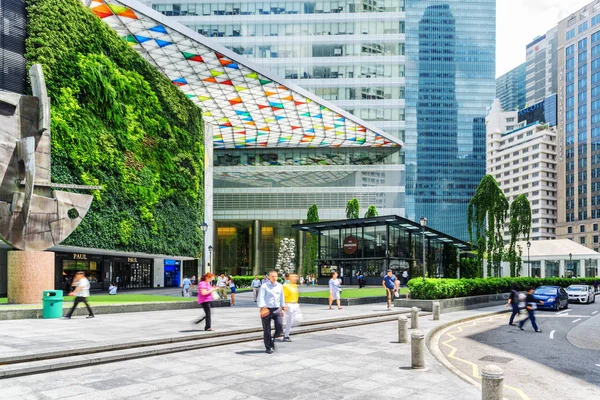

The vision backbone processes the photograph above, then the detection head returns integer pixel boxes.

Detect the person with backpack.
[519,287,543,333]
[505,284,521,326]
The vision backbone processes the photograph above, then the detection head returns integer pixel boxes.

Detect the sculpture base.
[7,250,55,304]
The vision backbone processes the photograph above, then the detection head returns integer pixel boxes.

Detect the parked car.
[566,285,596,304]
[533,286,569,311]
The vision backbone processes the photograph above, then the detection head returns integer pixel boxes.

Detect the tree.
[364,205,378,218]
[346,198,360,219]
[303,204,319,276]
[507,194,532,277]
[467,175,509,278]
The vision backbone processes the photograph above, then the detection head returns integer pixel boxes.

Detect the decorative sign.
[128,257,138,263]
[73,253,87,260]
[343,236,359,255]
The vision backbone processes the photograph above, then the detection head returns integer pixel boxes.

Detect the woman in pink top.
[194,273,218,331]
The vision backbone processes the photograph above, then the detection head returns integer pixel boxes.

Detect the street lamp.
[526,241,531,277]
[569,253,573,278]
[208,245,213,272]
[420,216,427,281]
[201,221,208,275]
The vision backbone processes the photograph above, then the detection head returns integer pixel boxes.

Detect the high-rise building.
[0,0,27,93]
[496,63,527,111]
[526,27,558,106]
[405,1,496,240]
[486,96,559,242]
[557,0,600,252]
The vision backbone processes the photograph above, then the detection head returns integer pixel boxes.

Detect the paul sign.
[343,236,358,255]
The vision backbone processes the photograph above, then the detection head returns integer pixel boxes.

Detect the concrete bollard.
[411,330,425,369]
[481,365,504,400]
[433,302,440,320]
[398,315,408,343]
[410,307,419,329]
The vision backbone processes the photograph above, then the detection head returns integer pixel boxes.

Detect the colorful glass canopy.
[87,0,403,150]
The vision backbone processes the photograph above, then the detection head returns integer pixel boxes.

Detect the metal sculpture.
[0,64,97,251]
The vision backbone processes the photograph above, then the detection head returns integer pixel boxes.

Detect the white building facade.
[526,27,558,106]
[486,98,559,242]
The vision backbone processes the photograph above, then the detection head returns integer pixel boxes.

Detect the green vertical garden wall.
[25,0,205,257]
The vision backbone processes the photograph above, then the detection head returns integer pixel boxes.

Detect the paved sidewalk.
[0,305,499,400]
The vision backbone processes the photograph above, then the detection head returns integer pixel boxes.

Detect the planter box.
[0,299,231,320]
[299,296,386,306]
[393,293,509,313]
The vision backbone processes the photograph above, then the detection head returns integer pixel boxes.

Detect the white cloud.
[497,0,592,77]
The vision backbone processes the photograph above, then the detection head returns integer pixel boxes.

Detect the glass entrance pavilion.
[293,215,470,285]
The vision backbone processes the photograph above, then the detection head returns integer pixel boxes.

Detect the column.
[253,220,261,275]
[597,259,600,277]
[297,219,304,276]
[8,251,55,304]
[559,259,565,278]
[204,123,214,274]
[540,260,546,278]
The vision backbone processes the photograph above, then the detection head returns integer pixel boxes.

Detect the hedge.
[25,0,204,257]
[407,277,600,300]
[210,276,281,288]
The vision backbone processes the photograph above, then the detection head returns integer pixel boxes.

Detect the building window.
[568,227,573,234]
[581,225,586,233]
[594,223,599,231]
[594,235,599,244]
[581,237,586,244]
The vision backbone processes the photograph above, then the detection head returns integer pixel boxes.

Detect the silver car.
[566,285,596,304]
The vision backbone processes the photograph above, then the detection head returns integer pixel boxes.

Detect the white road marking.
[596,364,600,367]
[557,310,570,315]
[572,318,582,324]
[593,311,598,315]
[536,314,590,318]
[549,330,555,339]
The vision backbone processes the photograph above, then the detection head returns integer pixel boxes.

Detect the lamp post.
[569,253,573,277]
[589,258,592,278]
[201,221,208,275]
[419,216,427,281]
[526,241,531,277]
[208,245,213,273]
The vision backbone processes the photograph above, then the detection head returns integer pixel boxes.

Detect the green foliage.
[304,204,320,276]
[467,175,509,278]
[25,0,204,256]
[346,198,360,219]
[364,205,378,218]
[460,257,482,279]
[443,245,459,279]
[407,277,599,300]
[507,194,532,277]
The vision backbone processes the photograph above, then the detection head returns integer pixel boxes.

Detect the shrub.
[407,277,599,300]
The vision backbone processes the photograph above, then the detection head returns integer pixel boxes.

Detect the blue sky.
[497,0,592,77]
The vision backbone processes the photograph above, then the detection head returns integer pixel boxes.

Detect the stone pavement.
[0,305,496,400]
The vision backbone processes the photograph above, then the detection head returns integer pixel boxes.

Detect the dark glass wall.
[405,0,496,241]
[0,0,27,93]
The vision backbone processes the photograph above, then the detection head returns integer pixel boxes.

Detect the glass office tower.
[0,0,27,93]
[405,1,496,240]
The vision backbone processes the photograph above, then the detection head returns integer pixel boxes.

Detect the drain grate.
[479,355,513,363]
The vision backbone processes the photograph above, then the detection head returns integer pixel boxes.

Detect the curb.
[425,308,511,388]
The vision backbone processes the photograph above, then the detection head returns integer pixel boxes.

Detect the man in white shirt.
[182,276,192,297]
[251,275,262,302]
[257,271,286,353]
[64,271,95,319]
[402,270,409,286]
[216,273,228,300]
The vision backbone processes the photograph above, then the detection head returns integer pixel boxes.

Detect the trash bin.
[42,290,64,319]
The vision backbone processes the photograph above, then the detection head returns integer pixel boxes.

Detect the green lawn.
[300,287,408,299]
[0,298,6,304]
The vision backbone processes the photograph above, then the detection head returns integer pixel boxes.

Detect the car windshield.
[534,287,557,295]
[567,286,585,291]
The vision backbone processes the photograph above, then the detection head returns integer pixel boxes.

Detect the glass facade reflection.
[405,1,496,240]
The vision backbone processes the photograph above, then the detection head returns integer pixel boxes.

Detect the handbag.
[211,291,220,301]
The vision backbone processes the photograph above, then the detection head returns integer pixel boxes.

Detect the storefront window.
[61,258,101,291]
[545,261,559,278]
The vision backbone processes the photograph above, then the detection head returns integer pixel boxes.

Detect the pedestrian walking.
[182,275,192,297]
[328,271,342,310]
[506,284,521,326]
[382,269,397,310]
[258,270,286,354]
[251,275,262,302]
[261,274,268,285]
[216,273,228,300]
[519,287,543,333]
[357,270,364,288]
[594,278,599,293]
[228,275,236,306]
[402,270,409,286]
[191,275,196,285]
[64,271,94,319]
[283,273,301,342]
[194,273,218,331]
